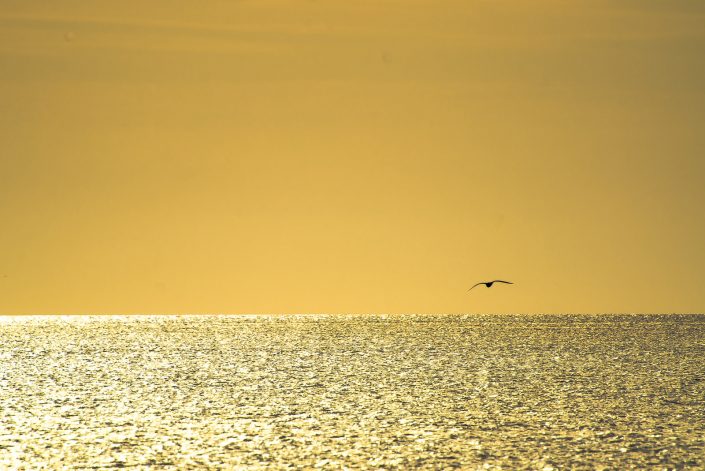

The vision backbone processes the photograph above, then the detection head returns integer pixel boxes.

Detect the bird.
[468,280,513,291]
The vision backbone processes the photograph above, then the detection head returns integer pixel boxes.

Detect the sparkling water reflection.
[1,314,704,469]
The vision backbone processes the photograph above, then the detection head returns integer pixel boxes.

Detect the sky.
[1,0,704,314]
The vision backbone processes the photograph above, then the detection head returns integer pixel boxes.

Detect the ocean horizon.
[2,313,703,469]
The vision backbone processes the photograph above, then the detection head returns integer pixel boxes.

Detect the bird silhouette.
[468,280,513,291]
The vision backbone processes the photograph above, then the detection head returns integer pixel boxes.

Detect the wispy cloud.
[1,2,703,87]
[0,14,319,55]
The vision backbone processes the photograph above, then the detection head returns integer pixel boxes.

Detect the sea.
[1,314,703,469]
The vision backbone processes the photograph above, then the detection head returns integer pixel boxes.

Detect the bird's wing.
[492,280,513,284]
[468,282,483,291]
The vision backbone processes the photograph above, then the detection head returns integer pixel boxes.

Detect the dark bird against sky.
[468,280,513,291]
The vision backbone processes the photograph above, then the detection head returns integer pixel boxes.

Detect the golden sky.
[1,1,704,314]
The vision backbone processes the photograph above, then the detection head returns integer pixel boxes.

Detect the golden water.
[1,314,703,469]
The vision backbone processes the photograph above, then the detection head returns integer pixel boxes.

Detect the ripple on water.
[1,314,704,468]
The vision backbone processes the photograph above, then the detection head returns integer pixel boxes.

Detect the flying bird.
[468,280,513,291]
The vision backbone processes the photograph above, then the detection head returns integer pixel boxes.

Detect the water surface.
[1,314,703,469]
